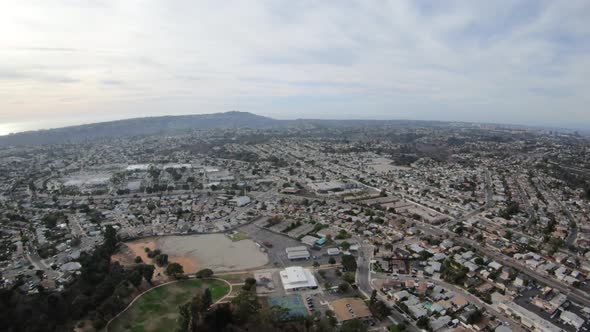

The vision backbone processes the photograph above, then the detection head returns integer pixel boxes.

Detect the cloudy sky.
[1,0,590,134]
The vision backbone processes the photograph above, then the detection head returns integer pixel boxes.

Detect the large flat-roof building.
[229,196,251,207]
[286,246,310,260]
[279,266,318,291]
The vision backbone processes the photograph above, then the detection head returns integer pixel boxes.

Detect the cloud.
[0,0,589,128]
[100,79,123,85]
[0,68,79,84]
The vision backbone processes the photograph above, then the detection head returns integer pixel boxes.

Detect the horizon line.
[1,111,590,137]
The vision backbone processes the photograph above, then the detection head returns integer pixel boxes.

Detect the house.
[459,304,478,323]
[450,296,469,310]
[409,243,425,253]
[488,261,503,270]
[392,290,410,302]
[408,304,428,319]
[513,275,526,287]
[431,315,452,331]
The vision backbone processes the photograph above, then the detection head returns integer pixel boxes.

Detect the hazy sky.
[1,0,590,134]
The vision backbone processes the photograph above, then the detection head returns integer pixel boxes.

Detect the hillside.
[0,111,279,146]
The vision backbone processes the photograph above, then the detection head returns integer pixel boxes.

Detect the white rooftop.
[279,266,318,291]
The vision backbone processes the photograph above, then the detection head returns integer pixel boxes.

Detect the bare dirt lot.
[113,234,269,274]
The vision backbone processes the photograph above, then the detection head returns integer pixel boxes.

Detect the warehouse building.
[286,246,310,260]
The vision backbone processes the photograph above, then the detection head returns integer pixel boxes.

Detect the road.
[484,169,494,209]
[353,166,590,310]
[515,178,537,229]
[356,239,419,331]
[370,273,525,332]
[538,179,578,245]
[414,223,590,308]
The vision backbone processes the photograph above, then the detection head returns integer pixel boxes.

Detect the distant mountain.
[3,111,576,147]
[0,111,280,146]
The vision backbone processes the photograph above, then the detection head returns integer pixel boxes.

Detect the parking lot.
[515,288,590,332]
[237,223,337,268]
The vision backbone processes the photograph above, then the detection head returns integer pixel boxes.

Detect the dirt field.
[113,234,268,274]
[368,158,410,173]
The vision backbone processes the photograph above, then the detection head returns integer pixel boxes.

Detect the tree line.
[0,225,156,331]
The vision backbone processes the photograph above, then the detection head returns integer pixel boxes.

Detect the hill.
[0,111,279,146]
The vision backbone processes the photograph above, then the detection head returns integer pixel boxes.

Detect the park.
[108,278,230,332]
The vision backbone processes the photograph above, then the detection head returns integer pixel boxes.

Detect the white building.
[560,311,585,330]
[229,196,251,207]
[286,246,310,260]
[498,301,563,332]
[327,248,340,256]
[279,266,318,291]
[301,235,320,247]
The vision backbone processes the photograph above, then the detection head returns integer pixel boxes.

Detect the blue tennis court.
[267,294,308,319]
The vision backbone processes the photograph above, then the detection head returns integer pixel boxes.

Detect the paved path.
[105,276,232,332]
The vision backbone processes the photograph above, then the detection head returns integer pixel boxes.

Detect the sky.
[1,0,590,135]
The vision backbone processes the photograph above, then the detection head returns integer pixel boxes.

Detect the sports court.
[267,294,308,319]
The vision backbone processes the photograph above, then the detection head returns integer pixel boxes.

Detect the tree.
[176,301,192,332]
[370,289,377,305]
[341,319,368,332]
[128,270,142,287]
[467,308,483,324]
[204,303,233,331]
[370,300,391,319]
[341,255,357,272]
[70,235,82,247]
[389,324,407,332]
[202,288,213,310]
[325,310,338,327]
[155,253,168,266]
[343,272,356,284]
[313,261,320,268]
[141,264,155,283]
[338,282,350,292]
[134,256,143,264]
[243,277,257,291]
[103,225,118,254]
[416,317,430,329]
[166,262,184,278]
[196,268,214,278]
[328,257,336,264]
[341,241,351,251]
[232,290,261,324]
[176,294,206,332]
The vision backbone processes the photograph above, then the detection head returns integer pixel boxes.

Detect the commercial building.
[498,301,562,332]
[560,311,585,330]
[327,248,340,256]
[279,266,318,291]
[286,246,310,260]
[229,196,251,207]
[301,235,321,247]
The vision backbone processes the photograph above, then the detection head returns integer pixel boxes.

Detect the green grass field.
[108,279,230,332]
[228,232,250,242]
